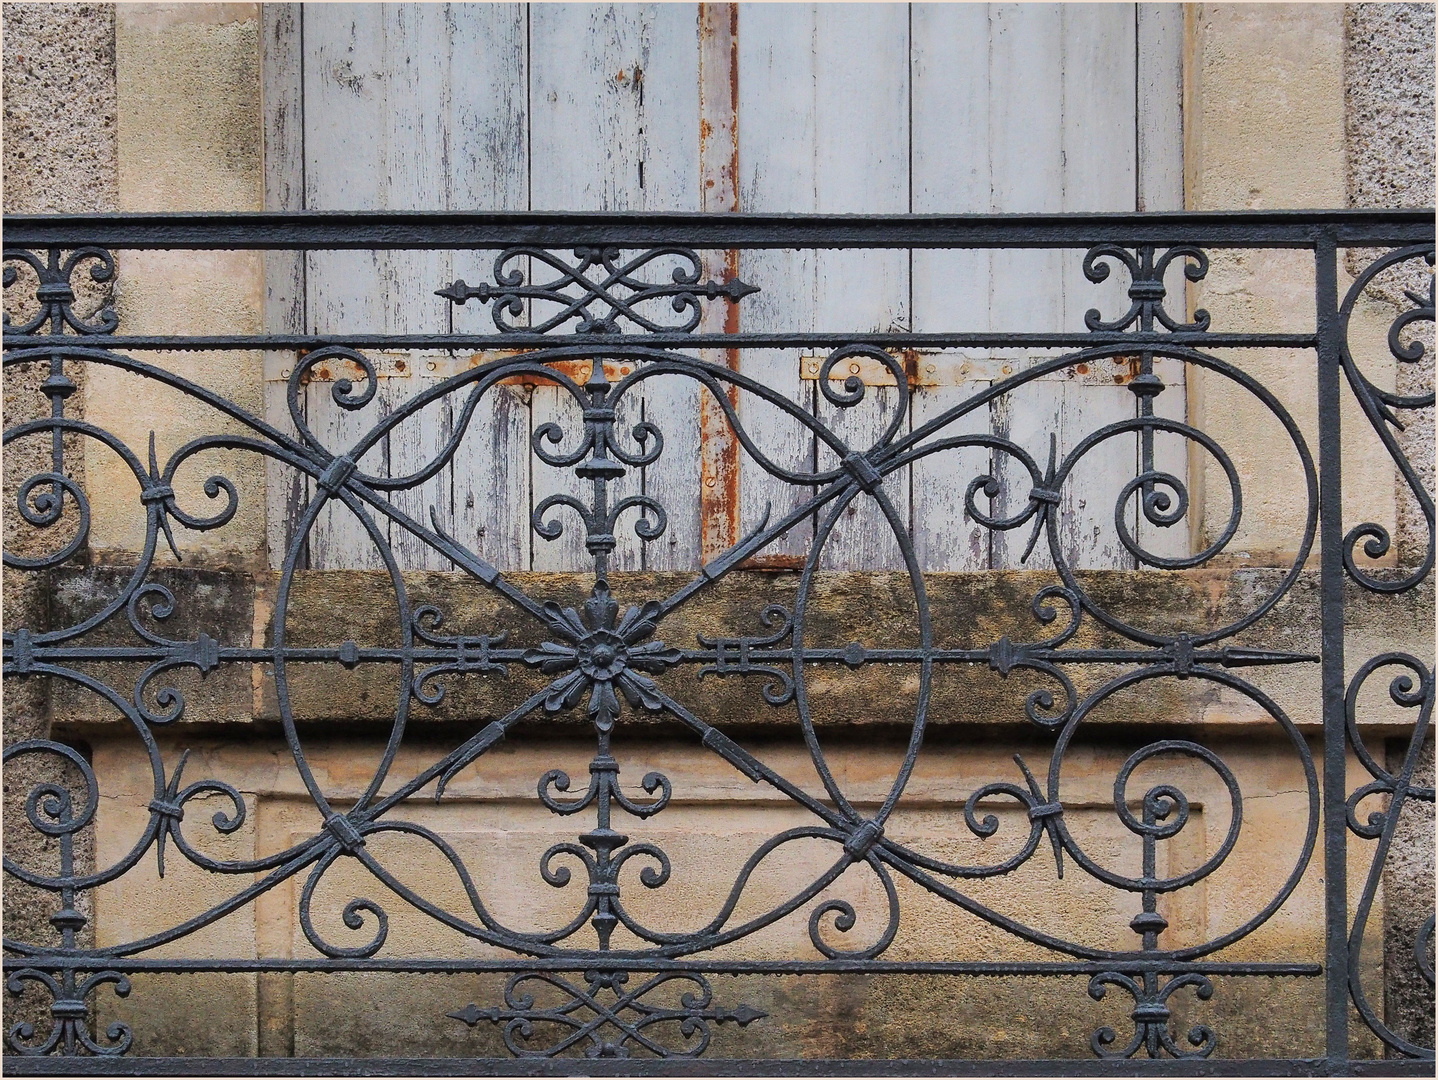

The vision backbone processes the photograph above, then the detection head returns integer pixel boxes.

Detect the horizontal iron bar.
[2,331,1319,351]
[2,645,1316,667]
[3,1057,1429,1077]
[3,209,1433,250]
[0,957,1320,977]
[678,647,1317,666]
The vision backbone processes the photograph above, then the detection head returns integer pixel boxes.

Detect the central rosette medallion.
[523,581,682,731]
[577,630,626,680]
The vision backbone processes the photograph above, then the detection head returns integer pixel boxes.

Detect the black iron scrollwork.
[1339,247,1435,594]
[437,246,758,334]
[448,971,765,1059]
[697,604,795,705]
[1089,971,1215,1060]
[1082,246,1210,333]
[524,580,683,733]
[1,225,1431,1063]
[3,247,117,336]
[6,969,133,1057]
[1344,654,1435,1059]
[1336,242,1435,1060]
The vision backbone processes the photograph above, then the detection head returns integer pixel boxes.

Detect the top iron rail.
[3,209,1433,250]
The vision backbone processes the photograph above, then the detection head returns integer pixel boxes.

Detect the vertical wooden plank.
[303,4,386,211]
[528,4,700,573]
[811,5,909,572]
[306,5,539,573]
[527,4,631,573]
[639,369,703,572]
[448,4,530,217]
[375,2,454,572]
[910,3,993,572]
[448,377,531,573]
[262,3,307,573]
[1060,2,1136,320]
[1137,2,1185,214]
[738,4,909,571]
[262,4,306,218]
[530,4,697,212]
[631,4,702,572]
[988,3,1065,571]
[910,371,994,572]
[1059,1,1138,345]
[1057,2,1138,571]
[992,4,1142,572]
[735,2,817,568]
[303,3,388,570]
[448,4,532,574]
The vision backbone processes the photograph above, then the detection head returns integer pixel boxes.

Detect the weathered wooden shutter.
[266,3,1184,573]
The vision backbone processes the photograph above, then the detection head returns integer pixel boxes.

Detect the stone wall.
[1343,1,1436,1053]
[1,0,117,1042]
[1346,2,1435,569]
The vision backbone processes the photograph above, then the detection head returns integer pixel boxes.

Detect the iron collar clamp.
[843,819,885,861]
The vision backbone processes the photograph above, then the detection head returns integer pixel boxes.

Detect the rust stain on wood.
[291,351,644,390]
[698,2,742,563]
[798,351,1146,388]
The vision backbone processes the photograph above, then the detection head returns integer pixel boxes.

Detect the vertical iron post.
[1316,229,1348,1067]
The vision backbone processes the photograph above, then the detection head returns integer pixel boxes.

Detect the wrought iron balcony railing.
[1,210,1433,1075]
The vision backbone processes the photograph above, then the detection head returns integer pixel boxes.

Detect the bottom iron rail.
[2,1058,1431,1078]
[0,960,1324,977]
